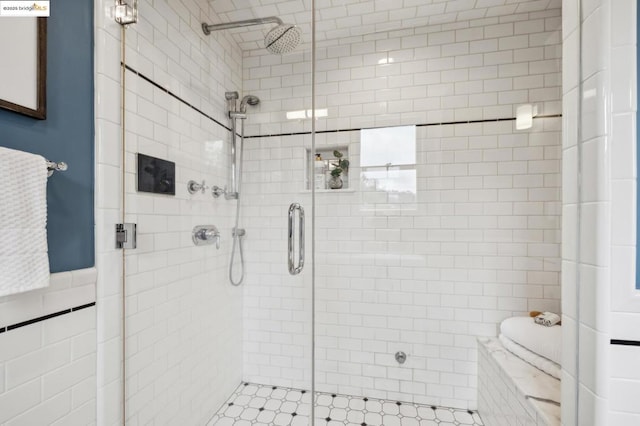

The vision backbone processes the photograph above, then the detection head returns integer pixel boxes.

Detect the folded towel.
[499,334,561,379]
[0,147,50,297]
[501,316,562,364]
[534,311,561,327]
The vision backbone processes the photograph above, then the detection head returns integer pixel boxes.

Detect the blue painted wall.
[0,2,94,272]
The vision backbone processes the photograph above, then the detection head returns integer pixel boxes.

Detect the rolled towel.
[542,312,561,327]
[534,312,561,327]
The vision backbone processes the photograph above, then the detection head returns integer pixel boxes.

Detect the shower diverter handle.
[192,225,221,249]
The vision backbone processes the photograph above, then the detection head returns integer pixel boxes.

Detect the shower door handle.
[288,203,305,275]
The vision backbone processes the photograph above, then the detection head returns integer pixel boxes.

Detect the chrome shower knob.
[212,185,226,198]
[192,225,220,249]
[188,180,207,194]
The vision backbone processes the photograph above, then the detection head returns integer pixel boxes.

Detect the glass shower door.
[311,1,563,423]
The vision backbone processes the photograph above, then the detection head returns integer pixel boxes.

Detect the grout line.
[2,302,96,332]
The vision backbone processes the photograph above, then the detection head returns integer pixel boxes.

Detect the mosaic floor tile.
[207,382,484,426]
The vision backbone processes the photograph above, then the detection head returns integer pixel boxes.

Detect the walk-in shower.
[201,16,301,54]
[225,91,260,286]
[103,1,572,426]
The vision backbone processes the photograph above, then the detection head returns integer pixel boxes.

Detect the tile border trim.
[610,339,640,347]
[0,302,96,334]
[243,115,562,139]
[123,64,232,132]
[124,64,562,141]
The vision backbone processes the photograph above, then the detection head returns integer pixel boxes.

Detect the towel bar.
[46,160,68,177]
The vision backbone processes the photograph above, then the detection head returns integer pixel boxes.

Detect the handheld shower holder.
[229,111,247,119]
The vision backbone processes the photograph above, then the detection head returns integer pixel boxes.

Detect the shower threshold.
[207,382,484,426]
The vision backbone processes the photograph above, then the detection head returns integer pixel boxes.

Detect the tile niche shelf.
[305,146,350,191]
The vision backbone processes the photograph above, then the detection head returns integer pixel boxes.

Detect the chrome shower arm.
[202,17,283,35]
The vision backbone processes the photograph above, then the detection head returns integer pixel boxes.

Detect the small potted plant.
[328,150,349,189]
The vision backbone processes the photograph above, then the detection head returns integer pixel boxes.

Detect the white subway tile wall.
[86,2,635,424]
[478,338,559,425]
[8,0,640,424]
[0,307,96,425]
[241,120,562,409]
[238,124,314,388]
[560,0,580,422]
[94,0,126,422]
[0,268,96,328]
[573,1,613,420]
[122,79,243,425]
[606,0,640,423]
[94,0,248,424]
[562,0,640,424]
[242,9,562,138]
[241,7,562,410]
[0,266,97,425]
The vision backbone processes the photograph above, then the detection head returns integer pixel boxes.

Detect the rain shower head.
[264,24,301,54]
[201,16,301,54]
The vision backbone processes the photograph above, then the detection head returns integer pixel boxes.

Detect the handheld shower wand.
[225,92,260,286]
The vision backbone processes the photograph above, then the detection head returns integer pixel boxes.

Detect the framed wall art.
[0,17,46,119]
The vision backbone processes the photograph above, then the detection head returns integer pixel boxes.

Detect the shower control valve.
[192,225,220,249]
[187,180,208,194]
[212,185,226,198]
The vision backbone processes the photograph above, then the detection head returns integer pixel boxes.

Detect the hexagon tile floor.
[207,382,484,426]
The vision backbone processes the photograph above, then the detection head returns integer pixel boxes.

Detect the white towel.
[501,316,562,365]
[534,311,561,327]
[499,334,561,379]
[0,147,50,296]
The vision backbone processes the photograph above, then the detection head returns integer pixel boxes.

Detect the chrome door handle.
[288,203,305,275]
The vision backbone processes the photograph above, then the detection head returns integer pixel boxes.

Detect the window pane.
[360,125,416,167]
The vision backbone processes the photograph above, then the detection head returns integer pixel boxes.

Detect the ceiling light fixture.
[113,0,138,26]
